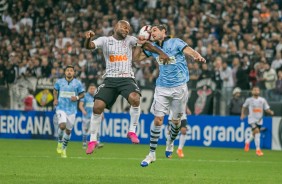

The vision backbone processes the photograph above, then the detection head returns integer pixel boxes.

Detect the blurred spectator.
[199,63,212,80]
[229,87,244,116]
[263,63,277,90]
[221,61,234,104]
[3,61,16,84]
[270,70,282,101]
[271,52,282,72]
[23,89,38,111]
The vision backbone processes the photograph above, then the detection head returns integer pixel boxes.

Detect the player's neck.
[113,34,124,40]
[252,95,259,99]
[65,77,74,82]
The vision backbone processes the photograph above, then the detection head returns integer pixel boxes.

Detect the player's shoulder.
[56,78,65,83]
[126,35,137,40]
[258,96,267,102]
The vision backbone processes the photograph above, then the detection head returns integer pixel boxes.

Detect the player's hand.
[269,110,274,116]
[159,53,170,65]
[53,99,58,106]
[82,110,87,116]
[186,108,192,115]
[71,96,78,102]
[240,115,245,120]
[137,36,147,46]
[195,56,206,63]
[85,30,95,39]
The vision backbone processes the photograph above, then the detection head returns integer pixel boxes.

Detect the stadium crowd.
[0,0,282,101]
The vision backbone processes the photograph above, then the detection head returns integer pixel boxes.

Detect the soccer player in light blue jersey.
[134,24,206,167]
[79,84,104,149]
[53,65,85,158]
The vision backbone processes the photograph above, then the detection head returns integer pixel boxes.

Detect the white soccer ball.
[138,25,152,41]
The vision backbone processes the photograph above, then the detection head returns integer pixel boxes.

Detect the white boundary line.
[3,155,281,164]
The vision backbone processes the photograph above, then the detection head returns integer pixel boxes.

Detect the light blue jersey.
[144,38,189,87]
[54,78,84,115]
[81,92,94,119]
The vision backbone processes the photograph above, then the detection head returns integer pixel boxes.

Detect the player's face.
[116,22,130,39]
[151,26,165,41]
[252,87,260,96]
[65,68,75,79]
[88,86,96,95]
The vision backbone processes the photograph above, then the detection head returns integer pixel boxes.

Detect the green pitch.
[0,139,282,184]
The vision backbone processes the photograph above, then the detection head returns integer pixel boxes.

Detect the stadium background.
[0,0,282,148]
[1,1,282,183]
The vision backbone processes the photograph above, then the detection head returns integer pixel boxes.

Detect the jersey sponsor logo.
[156,56,176,65]
[85,102,94,108]
[109,54,128,62]
[60,91,75,98]
[252,108,262,113]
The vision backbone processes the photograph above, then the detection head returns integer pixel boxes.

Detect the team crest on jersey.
[109,40,113,45]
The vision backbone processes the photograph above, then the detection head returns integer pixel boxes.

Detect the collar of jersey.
[155,36,170,48]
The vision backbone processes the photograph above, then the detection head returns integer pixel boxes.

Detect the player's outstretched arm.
[84,30,96,49]
[143,43,170,64]
[183,47,206,63]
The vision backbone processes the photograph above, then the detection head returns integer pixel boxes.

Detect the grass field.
[0,139,282,184]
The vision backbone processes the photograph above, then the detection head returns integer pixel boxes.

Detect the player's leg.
[244,123,256,152]
[87,81,118,154]
[56,110,67,154]
[61,114,75,158]
[177,118,187,158]
[82,118,89,149]
[166,84,187,158]
[253,125,263,156]
[141,86,170,167]
[120,78,141,144]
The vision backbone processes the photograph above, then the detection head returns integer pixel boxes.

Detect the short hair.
[88,83,96,88]
[64,65,75,71]
[151,24,168,33]
[252,86,260,90]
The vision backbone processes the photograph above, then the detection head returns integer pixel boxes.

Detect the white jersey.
[243,96,270,125]
[92,35,137,78]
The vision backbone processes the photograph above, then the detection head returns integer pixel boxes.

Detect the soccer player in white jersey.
[53,65,85,158]
[84,20,169,154]
[134,24,206,167]
[167,103,191,158]
[241,86,274,156]
[79,84,103,149]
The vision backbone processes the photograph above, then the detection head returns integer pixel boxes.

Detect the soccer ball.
[138,25,152,41]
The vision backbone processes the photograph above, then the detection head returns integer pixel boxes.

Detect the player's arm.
[84,30,96,49]
[71,92,85,102]
[143,42,170,64]
[183,46,206,63]
[265,109,274,116]
[53,89,58,106]
[132,45,148,63]
[79,101,87,115]
[240,107,247,120]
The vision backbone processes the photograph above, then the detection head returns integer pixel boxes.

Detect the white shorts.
[168,88,188,120]
[150,83,188,119]
[82,118,91,134]
[56,110,76,130]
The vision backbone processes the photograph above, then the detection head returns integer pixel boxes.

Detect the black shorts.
[250,123,262,130]
[94,77,141,109]
[180,119,187,128]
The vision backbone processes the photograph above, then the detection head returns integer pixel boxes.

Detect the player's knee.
[65,129,71,135]
[180,128,187,135]
[128,92,140,106]
[253,128,260,134]
[59,123,66,130]
[154,116,164,126]
[93,100,106,114]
